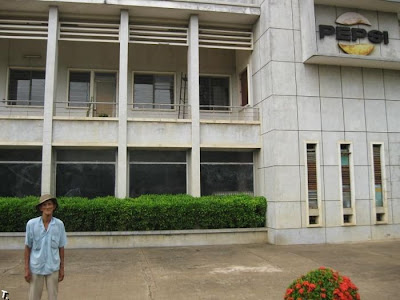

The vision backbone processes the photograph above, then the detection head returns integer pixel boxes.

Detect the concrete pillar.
[188,15,201,197]
[41,6,58,195]
[117,10,129,198]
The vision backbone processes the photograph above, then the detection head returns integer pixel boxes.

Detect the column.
[188,15,201,197]
[117,10,129,198]
[41,6,58,195]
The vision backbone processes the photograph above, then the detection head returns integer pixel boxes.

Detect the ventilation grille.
[199,27,253,50]
[59,21,120,43]
[0,19,48,40]
[129,24,188,46]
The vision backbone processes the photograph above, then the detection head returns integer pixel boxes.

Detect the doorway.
[94,72,116,117]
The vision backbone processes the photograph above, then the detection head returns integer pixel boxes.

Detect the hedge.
[0,194,266,232]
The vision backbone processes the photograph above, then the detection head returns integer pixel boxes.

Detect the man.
[24,194,67,300]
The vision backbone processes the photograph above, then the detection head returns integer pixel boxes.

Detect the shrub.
[0,194,266,232]
[284,267,360,300]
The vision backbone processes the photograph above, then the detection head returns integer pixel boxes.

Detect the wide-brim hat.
[36,194,58,211]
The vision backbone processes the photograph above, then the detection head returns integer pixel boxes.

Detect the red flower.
[285,288,293,295]
[295,283,301,289]
[321,293,326,298]
[299,288,304,294]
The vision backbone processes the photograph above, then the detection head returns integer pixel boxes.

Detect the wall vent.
[129,24,188,46]
[0,19,48,40]
[59,21,119,43]
[199,27,253,50]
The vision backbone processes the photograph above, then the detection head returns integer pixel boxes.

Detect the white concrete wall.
[255,0,400,244]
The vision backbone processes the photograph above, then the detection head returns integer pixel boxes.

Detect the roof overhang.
[0,0,261,26]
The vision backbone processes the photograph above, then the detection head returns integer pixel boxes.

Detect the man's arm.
[24,245,31,283]
[58,247,65,282]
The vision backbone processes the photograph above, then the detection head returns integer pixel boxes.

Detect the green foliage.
[0,194,266,232]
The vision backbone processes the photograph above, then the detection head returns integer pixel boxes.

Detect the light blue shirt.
[25,216,67,275]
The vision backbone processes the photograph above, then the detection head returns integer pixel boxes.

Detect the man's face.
[40,200,55,216]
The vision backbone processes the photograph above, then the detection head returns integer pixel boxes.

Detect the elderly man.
[24,194,67,300]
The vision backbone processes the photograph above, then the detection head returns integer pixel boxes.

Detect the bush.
[0,194,266,232]
[284,267,360,300]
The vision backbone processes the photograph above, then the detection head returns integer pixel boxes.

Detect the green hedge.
[0,195,266,232]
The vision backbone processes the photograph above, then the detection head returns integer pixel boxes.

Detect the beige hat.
[36,194,58,211]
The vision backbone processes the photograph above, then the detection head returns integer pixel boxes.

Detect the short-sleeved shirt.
[25,216,67,275]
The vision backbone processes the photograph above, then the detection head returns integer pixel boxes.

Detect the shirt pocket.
[51,236,59,249]
[33,236,42,250]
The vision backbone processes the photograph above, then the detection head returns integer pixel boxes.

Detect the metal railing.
[128,103,191,120]
[199,105,259,121]
[0,101,259,122]
[0,100,44,117]
[54,101,118,118]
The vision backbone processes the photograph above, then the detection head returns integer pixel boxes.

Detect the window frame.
[338,142,356,225]
[67,68,118,109]
[370,142,388,224]
[132,71,176,110]
[304,142,322,227]
[199,73,232,111]
[6,67,46,107]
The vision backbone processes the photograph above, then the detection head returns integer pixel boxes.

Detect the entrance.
[94,72,116,117]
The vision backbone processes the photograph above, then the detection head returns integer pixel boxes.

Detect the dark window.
[0,149,42,197]
[200,151,253,196]
[56,150,115,198]
[199,76,229,110]
[69,71,90,107]
[341,144,351,208]
[129,150,186,197]
[240,69,248,106]
[8,69,45,106]
[306,144,318,209]
[134,74,174,109]
[373,145,383,207]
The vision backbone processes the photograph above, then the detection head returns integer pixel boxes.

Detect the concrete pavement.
[0,240,399,299]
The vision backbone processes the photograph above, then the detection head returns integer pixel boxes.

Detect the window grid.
[372,144,387,224]
[7,68,45,106]
[305,143,321,226]
[340,143,355,225]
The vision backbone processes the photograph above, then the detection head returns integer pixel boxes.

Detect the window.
[372,144,387,223]
[200,151,253,196]
[8,69,45,106]
[340,144,354,224]
[56,150,116,198]
[133,74,174,109]
[129,150,186,197]
[306,144,318,209]
[68,71,117,117]
[239,68,248,106]
[200,76,230,110]
[340,144,352,209]
[306,143,321,226]
[0,149,42,197]
[68,71,90,107]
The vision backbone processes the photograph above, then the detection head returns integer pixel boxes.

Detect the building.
[0,0,399,244]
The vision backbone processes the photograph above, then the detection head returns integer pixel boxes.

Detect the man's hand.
[24,269,31,283]
[58,268,64,282]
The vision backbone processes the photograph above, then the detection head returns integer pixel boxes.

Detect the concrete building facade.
[0,0,399,244]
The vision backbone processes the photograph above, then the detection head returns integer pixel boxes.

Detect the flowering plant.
[284,266,360,300]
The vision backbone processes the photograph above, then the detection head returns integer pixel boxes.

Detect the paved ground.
[0,240,399,300]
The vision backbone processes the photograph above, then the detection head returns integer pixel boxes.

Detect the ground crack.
[138,249,157,300]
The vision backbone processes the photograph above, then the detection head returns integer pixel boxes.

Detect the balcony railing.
[54,101,118,118]
[200,105,259,121]
[128,103,191,120]
[0,101,259,122]
[0,100,44,117]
